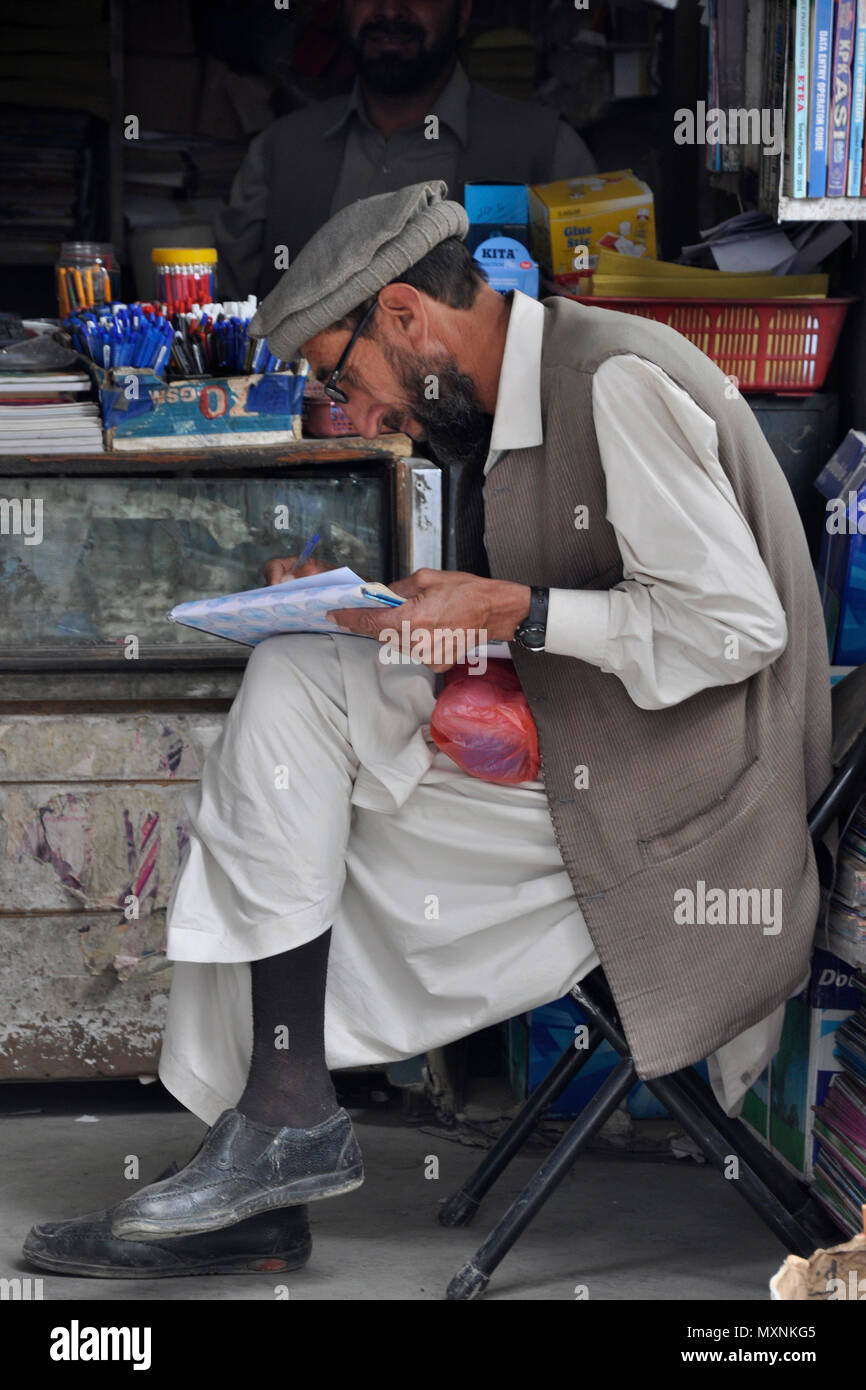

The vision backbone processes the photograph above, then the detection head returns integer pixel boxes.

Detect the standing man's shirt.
[327,63,594,212]
[484,292,788,710]
[214,64,596,299]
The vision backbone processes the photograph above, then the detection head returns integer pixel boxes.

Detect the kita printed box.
[473,235,540,299]
[814,429,866,664]
[463,182,530,255]
[85,362,305,451]
[529,169,656,283]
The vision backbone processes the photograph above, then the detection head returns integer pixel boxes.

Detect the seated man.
[24,183,833,1279]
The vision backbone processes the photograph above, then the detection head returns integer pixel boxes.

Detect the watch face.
[516,623,546,651]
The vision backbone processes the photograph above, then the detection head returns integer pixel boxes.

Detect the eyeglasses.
[323,299,378,403]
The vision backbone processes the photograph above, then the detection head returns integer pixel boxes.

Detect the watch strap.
[528,586,549,630]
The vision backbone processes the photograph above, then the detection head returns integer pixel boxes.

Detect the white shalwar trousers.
[158,633,785,1126]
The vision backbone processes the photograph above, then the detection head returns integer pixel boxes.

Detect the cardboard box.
[90,364,304,451]
[529,169,656,283]
[463,182,530,255]
[741,947,860,1175]
[814,430,866,664]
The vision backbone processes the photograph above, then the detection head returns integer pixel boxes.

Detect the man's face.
[342,1,469,95]
[302,312,492,470]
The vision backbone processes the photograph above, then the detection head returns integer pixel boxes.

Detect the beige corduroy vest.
[483,296,834,1079]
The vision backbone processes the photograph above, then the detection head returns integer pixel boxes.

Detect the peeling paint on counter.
[0,913,171,1079]
[0,711,227,1077]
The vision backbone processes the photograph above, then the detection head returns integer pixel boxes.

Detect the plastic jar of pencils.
[151,248,218,315]
[56,242,120,317]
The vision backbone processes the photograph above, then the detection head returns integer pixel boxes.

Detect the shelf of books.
[761,0,866,221]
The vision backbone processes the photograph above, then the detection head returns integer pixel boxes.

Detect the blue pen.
[148,326,164,369]
[360,588,403,607]
[289,532,321,574]
[139,326,156,368]
[153,336,170,375]
[141,324,158,367]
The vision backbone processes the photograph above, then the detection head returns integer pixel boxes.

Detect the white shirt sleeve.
[544,353,788,710]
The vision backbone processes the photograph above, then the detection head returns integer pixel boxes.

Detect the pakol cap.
[249,181,469,360]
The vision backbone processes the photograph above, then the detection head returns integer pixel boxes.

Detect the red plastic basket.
[558,291,855,394]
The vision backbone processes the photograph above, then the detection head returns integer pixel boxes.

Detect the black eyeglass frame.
[323,299,378,403]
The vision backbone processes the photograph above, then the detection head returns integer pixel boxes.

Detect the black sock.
[236,928,339,1129]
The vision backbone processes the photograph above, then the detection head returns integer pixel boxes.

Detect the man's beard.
[347,11,460,96]
[385,347,493,472]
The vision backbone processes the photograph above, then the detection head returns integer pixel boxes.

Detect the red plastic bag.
[429,660,540,785]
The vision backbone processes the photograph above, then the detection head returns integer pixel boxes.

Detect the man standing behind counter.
[214,0,597,299]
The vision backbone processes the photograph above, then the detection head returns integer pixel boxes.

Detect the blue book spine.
[847,0,866,191]
[809,0,836,194]
[828,0,857,193]
[795,0,811,193]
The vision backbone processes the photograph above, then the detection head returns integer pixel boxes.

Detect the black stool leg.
[445,1056,637,1300]
[669,1065,811,1216]
[644,1073,817,1256]
[575,973,819,1253]
[439,1023,605,1227]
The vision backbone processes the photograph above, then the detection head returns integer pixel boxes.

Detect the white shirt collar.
[484,290,545,475]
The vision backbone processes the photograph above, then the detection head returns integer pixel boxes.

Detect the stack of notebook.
[812,971,866,1236]
[828,797,866,966]
[0,370,102,454]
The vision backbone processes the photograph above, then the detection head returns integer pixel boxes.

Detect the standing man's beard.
[385,348,493,471]
[347,13,461,96]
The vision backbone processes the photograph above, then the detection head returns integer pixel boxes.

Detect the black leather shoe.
[110,1108,363,1242]
[22,1165,312,1279]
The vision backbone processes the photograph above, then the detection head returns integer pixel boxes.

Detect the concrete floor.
[0,1080,792,1301]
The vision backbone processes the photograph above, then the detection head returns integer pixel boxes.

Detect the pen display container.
[151,247,218,314]
[56,242,120,316]
[89,363,306,451]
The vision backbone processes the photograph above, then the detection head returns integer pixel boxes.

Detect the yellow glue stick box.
[529,170,656,283]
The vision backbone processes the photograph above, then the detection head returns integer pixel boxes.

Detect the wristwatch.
[513,586,549,652]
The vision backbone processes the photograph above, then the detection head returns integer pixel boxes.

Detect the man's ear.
[376,282,430,353]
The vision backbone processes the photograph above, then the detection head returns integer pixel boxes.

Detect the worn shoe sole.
[111,1163,365,1242]
[22,1236,312,1279]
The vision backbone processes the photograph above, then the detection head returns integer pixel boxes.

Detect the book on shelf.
[809,0,835,196]
[828,0,856,195]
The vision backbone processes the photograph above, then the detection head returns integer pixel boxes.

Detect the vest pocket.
[636,754,772,867]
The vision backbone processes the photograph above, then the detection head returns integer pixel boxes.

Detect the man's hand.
[263,555,337,585]
[326,568,532,670]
